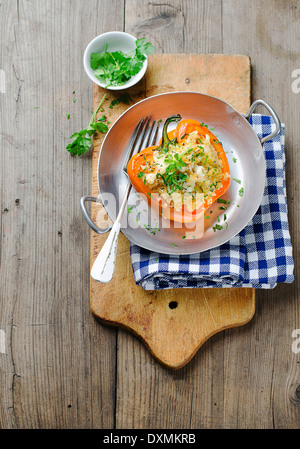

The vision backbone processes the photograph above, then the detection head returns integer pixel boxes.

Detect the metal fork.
[91,117,160,283]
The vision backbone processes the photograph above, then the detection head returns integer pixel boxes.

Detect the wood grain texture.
[90,53,253,370]
[0,0,125,429]
[0,0,299,430]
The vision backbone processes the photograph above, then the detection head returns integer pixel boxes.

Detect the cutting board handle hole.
[169,301,178,309]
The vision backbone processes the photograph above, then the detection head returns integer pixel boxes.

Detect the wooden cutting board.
[89,54,255,370]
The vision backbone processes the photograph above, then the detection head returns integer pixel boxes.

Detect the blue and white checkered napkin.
[130,114,294,290]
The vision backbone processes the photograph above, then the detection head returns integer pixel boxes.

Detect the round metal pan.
[81,92,281,255]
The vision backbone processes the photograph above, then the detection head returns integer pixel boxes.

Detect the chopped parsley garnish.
[157,153,188,194]
[143,223,160,235]
[217,198,230,204]
[213,224,223,232]
[232,177,241,184]
[109,93,132,108]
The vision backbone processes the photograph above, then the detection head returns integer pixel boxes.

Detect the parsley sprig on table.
[66,93,108,156]
[90,38,155,87]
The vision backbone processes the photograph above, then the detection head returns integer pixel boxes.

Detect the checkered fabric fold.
[130,114,294,290]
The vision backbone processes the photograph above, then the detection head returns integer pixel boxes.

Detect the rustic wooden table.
[0,0,299,429]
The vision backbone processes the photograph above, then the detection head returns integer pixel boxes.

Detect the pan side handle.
[244,99,281,144]
[80,195,112,234]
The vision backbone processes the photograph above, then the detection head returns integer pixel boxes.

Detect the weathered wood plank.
[0,0,124,429]
[222,0,300,429]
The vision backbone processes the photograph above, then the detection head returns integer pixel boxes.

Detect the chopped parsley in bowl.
[83,31,155,90]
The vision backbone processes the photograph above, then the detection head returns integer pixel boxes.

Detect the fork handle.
[91,182,132,283]
[90,220,121,283]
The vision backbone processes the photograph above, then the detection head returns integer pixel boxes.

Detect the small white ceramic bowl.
[83,31,148,90]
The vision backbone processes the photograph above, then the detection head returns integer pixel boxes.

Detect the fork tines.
[123,117,161,175]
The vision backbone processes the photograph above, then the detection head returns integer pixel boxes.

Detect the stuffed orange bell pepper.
[127,114,231,223]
